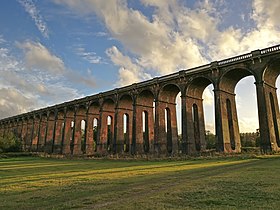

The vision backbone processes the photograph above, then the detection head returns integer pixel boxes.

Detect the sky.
[1,0,280,133]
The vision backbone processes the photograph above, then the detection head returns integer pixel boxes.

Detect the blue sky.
[1,0,280,133]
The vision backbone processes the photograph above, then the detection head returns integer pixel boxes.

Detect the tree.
[0,132,22,153]
[205,130,216,149]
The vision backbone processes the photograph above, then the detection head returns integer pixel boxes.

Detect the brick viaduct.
[1,45,280,156]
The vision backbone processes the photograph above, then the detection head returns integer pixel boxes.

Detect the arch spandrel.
[158,84,181,103]
[102,98,115,112]
[76,105,87,116]
[137,89,154,107]
[118,94,133,110]
[88,101,100,115]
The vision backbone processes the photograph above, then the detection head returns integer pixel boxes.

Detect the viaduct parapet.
[1,45,280,155]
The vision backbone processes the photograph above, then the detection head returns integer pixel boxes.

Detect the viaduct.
[1,45,280,156]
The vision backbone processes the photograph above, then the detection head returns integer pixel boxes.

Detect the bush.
[0,132,22,153]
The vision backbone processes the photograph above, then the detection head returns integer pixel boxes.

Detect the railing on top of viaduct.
[1,44,280,123]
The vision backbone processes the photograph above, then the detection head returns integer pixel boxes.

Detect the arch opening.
[192,104,201,151]
[123,113,129,152]
[221,69,259,151]
[143,111,149,153]
[93,118,98,152]
[235,76,259,148]
[70,120,75,154]
[107,116,113,152]
[165,108,172,153]
[81,119,87,153]
[202,84,215,150]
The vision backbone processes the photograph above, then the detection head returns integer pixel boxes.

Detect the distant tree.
[205,130,216,149]
[0,132,22,153]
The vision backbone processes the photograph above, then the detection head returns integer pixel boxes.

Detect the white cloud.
[39,0,280,132]
[0,88,38,119]
[18,41,65,74]
[76,47,102,64]
[252,0,280,29]
[17,41,96,88]
[18,0,49,38]
[0,38,93,119]
[106,46,152,86]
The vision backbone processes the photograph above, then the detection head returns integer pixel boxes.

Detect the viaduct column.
[255,81,280,152]
[63,108,74,155]
[53,111,64,154]
[37,114,47,152]
[115,105,133,155]
[87,103,100,155]
[214,89,241,153]
[98,99,115,155]
[86,109,94,155]
[181,94,187,154]
[25,117,34,151]
[31,116,40,151]
[185,96,207,154]
[45,112,56,153]
[156,101,178,155]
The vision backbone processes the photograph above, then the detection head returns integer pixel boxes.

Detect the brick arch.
[118,94,133,109]
[218,67,256,92]
[115,93,133,153]
[157,83,181,155]
[135,89,155,154]
[89,100,100,109]
[137,89,154,106]
[186,76,213,98]
[158,83,181,103]
[259,58,280,152]
[184,76,213,154]
[262,58,280,86]
[87,100,100,155]
[215,67,256,153]
[102,98,115,111]
[99,97,115,154]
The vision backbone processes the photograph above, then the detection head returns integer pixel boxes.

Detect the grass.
[1,155,280,209]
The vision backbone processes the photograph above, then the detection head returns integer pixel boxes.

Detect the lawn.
[1,155,280,209]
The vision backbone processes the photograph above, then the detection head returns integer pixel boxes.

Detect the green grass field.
[1,155,280,209]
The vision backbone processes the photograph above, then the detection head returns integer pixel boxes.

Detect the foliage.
[0,132,21,153]
[205,130,216,149]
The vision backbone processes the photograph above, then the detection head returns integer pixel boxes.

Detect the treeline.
[205,130,260,149]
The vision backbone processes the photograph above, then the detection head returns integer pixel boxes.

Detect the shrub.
[0,132,22,153]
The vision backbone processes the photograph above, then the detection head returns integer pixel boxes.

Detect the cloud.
[18,41,96,88]
[0,88,39,119]
[0,38,92,119]
[252,0,280,29]
[42,0,280,132]
[18,41,65,74]
[106,46,152,86]
[18,0,49,38]
[76,47,102,64]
